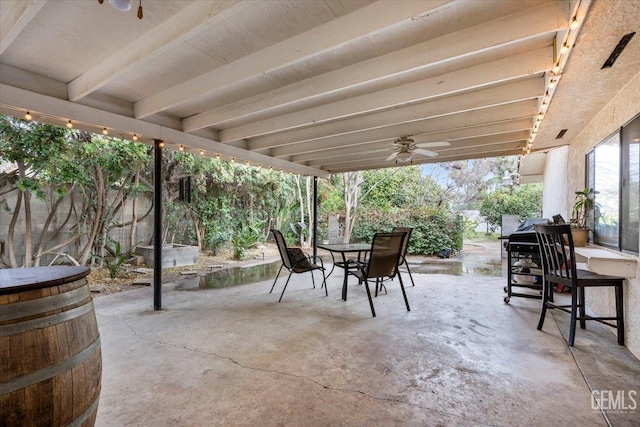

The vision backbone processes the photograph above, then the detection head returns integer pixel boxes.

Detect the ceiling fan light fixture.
[109,0,132,11]
[396,151,412,162]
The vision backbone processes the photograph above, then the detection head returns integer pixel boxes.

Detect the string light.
[548,79,556,89]
[560,44,569,55]
[102,128,109,135]
[24,111,32,121]
[179,145,184,151]
[231,157,235,163]
[216,153,220,160]
[552,64,561,74]
[66,120,73,129]
[199,149,204,156]
[158,141,164,148]
[132,134,138,141]
[570,18,580,30]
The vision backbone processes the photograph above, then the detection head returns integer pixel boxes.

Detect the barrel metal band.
[0,337,101,395]
[0,285,89,322]
[0,300,94,338]
[68,394,100,427]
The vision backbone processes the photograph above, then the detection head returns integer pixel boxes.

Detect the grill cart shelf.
[502,232,543,304]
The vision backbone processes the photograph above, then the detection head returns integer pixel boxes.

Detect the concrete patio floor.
[93,254,639,426]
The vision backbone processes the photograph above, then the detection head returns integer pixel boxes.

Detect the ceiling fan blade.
[416,141,450,148]
[385,152,398,161]
[413,148,439,157]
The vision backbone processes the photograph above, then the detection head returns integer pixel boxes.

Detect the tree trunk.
[295,175,305,247]
[129,163,141,249]
[304,176,313,248]
[78,167,105,265]
[33,188,72,267]
[188,206,203,250]
[16,161,34,267]
[342,171,362,243]
[6,187,22,268]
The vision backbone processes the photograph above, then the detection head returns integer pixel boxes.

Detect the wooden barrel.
[0,266,101,427]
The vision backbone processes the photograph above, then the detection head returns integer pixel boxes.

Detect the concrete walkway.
[93,260,636,426]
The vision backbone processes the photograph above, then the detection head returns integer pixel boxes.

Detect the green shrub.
[93,241,135,279]
[352,207,462,256]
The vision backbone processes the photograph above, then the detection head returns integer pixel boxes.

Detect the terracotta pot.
[571,228,589,247]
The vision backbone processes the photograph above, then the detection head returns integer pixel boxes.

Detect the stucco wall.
[542,146,570,221]
[0,190,154,267]
[558,72,640,357]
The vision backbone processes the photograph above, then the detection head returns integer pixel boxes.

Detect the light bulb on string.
[24,111,32,121]
[179,145,184,151]
[102,128,109,135]
[66,120,73,129]
[132,134,138,141]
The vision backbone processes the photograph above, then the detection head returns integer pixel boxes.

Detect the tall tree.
[0,116,152,267]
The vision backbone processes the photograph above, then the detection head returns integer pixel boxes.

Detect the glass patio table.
[317,243,371,301]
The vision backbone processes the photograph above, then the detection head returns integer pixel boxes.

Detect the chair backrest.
[534,224,577,282]
[365,232,407,279]
[392,226,413,262]
[271,229,293,269]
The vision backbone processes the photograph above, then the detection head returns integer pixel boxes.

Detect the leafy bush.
[479,183,543,229]
[231,222,263,260]
[352,206,462,255]
[94,241,135,279]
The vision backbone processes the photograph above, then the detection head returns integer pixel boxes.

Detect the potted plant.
[570,188,595,247]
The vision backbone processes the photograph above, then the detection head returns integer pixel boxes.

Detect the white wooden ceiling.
[1,0,637,178]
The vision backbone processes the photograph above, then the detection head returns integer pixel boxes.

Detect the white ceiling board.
[1,0,633,175]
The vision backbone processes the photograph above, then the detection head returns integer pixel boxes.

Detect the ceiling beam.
[291,120,533,163]
[0,0,47,55]
[134,0,453,119]
[302,131,531,166]
[0,83,329,178]
[249,77,543,151]
[324,142,526,174]
[313,137,527,169]
[224,47,551,142]
[68,1,252,102]
[183,1,565,132]
[270,100,538,158]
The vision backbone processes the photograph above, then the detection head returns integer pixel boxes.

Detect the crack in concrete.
[120,317,501,426]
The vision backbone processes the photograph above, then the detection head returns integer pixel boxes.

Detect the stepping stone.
[133,278,152,286]
[132,268,153,274]
[208,264,224,269]
[180,270,198,275]
[90,285,106,293]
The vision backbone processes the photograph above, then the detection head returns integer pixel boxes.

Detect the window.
[586,114,640,254]
[621,115,639,253]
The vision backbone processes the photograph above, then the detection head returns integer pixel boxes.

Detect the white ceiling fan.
[385,137,450,163]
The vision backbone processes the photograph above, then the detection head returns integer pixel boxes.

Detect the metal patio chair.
[352,232,410,317]
[392,226,415,287]
[269,229,327,302]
